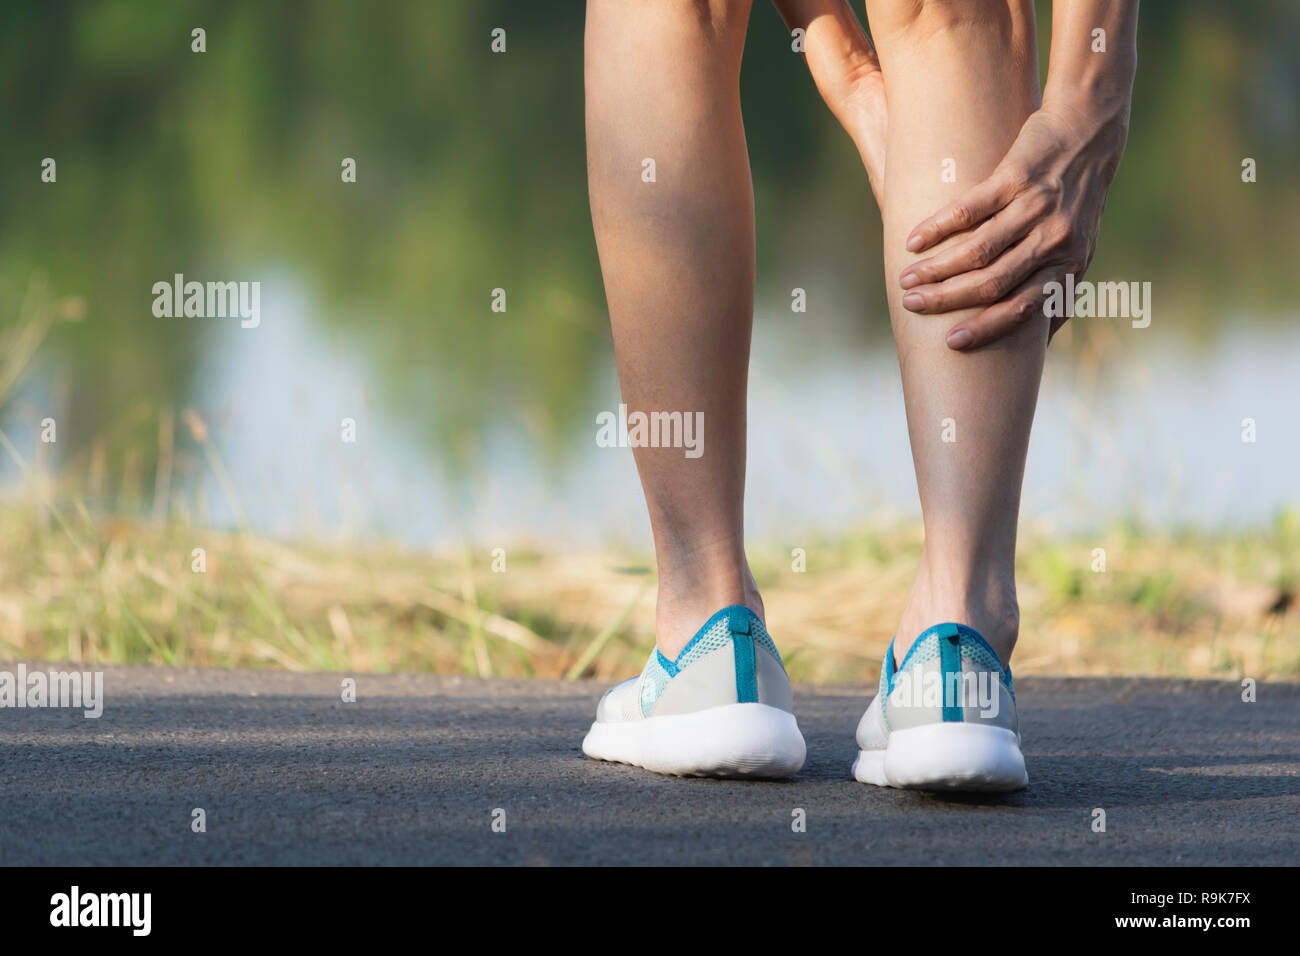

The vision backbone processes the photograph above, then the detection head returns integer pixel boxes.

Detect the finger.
[900,237,1042,315]
[775,0,879,67]
[943,268,1057,351]
[899,195,1042,290]
[905,165,1024,253]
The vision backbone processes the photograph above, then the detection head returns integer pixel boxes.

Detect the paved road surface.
[1,666,1296,865]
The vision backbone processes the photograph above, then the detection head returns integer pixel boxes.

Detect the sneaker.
[581,605,806,777]
[851,622,1027,791]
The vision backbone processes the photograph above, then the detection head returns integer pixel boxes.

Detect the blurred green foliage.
[1,0,1296,486]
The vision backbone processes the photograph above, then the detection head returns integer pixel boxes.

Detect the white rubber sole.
[852,722,1028,792]
[582,702,806,778]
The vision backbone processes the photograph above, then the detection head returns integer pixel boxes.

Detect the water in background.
[160,277,1298,549]
[2,1,1297,549]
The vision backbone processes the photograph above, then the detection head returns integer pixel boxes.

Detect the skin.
[586,0,763,658]
[587,0,1136,663]
[862,0,1043,664]
[899,0,1139,350]
[779,0,1138,350]
[771,0,887,204]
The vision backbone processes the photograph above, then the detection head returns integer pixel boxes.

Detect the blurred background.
[1,1,1297,681]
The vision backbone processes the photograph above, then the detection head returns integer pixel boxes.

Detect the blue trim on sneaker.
[892,622,1014,696]
[645,605,766,713]
[954,623,1006,668]
[656,647,678,678]
[895,624,940,674]
[671,605,742,666]
[936,622,964,722]
[729,606,757,703]
[953,623,1015,699]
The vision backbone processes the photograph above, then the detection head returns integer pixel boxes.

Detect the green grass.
[2,279,1297,682]
[0,496,1295,683]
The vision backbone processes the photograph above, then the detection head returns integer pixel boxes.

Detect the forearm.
[770,0,886,196]
[771,0,855,36]
[1044,0,1139,115]
[896,0,1140,349]
[771,0,878,88]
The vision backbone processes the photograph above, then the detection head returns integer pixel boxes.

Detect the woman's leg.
[586,0,759,657]
[866,0,1045,664]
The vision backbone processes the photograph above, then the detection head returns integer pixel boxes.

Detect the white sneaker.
[582,605,806,778]
[852,622,1028,792]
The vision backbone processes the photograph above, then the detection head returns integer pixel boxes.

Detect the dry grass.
[2,277,1297,682]
[1,499,1296,682]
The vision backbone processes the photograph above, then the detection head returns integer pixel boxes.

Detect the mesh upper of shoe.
[595,608,786,720]
[886,626,1015,700]
[638,653,673,715]
[676,614,782,672]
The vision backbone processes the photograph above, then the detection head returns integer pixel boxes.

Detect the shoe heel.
[879,722,1027,792]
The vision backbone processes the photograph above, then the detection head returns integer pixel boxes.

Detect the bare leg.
[866,0,1045,664]
[586,0,760,657]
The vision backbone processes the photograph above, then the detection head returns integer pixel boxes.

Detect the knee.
[684,0,752,32]
[621,0,751,36]
[588,0,752,65]
[874,0,1030,43]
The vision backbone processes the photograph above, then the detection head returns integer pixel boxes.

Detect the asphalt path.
[1,665,1296,865]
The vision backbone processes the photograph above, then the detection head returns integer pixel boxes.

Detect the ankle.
[654,566,763,660]
[894,560,1019,666]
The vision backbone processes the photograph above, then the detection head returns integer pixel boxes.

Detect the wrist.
[1042,75,1132,145]
[1043,57,1135,122]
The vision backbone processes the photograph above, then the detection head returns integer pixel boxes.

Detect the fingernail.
[900,271,920,289]
[902,293,925,312]
[906,234,924,252]
[946,329,974,350]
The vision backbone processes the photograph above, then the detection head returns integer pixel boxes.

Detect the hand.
[898,98,1130,350]
[774,0,888,205]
